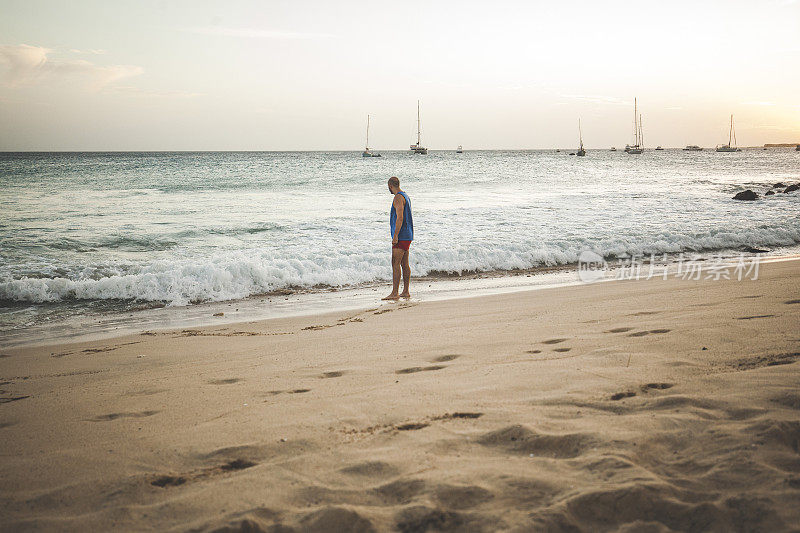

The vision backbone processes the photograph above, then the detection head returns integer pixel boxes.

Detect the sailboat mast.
[634,98,639,146]
[729,114,733,147]
[579,119,583,149]
[366,115,370,150]
[417,100,421,145]
[639,114,643,149]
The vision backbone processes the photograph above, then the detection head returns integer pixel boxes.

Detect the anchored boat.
[362,115,381,157]
[409,101,427,154]
[716,115,741,152]
[625,98,644,155]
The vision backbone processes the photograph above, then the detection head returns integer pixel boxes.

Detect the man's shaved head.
[388,176,400,188]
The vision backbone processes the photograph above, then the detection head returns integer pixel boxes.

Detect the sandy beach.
[1,259,799,532]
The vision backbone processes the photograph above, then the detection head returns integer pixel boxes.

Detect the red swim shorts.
[392,240,412,251]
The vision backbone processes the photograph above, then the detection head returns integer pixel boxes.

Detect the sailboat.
[409,100,428,154]
[362,115,381,157]
[576,119,586,156]
[716,115,741,152]
[456,145,463,154]
[625,98,644,154]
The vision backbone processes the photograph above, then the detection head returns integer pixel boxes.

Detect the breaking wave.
[2,225,799,306]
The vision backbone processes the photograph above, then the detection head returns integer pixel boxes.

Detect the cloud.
[0,44,48,83]
[181,26,335,40]
[107,85,203,98]
[69,48,107,55]
[0,44,142,89]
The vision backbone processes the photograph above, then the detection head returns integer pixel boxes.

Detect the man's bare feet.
[399,292,411,299]
[382,293,400,300]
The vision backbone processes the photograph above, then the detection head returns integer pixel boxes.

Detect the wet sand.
[1,259,799,532]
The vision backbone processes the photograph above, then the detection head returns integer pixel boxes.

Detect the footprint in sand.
[0,395,30,404]
[127,388,169,397]
[265,389,311,396]
[628,310,661,316]
[393,413,483,431]
[628,329,671,337]
[734,352,800,371]
[605,327,634,333]
[89,410,160,422]
[610,383,674,401]
[610,391,637,401]
[437,412,483,420]
[431,354,460,362]
[553,348,572,353]
[526,350,542,354]
[151,458,257,488]
[542,338,568,345]
[151,475,186,487]
[397,422,430,431]
[477,424,590,459]
[320,371,345,379]
[640,383,674,392]
[207,378,243,385]
[784,299,800,305]
[340,461,399,478]
[396,365,446,374]
[737,315,775,320]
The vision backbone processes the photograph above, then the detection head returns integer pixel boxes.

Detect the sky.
[0,0,799,150]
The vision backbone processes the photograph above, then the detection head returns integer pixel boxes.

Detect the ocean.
[1,149,799,347]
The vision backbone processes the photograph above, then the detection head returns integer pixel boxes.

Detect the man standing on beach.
[383,176,413,300]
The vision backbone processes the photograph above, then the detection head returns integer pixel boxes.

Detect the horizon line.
[2,145,798,154]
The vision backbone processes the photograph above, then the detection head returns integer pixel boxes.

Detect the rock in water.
[765,190,775,196]
[732,190,758,201]
[773,182,786,188]
[783,184,799,194]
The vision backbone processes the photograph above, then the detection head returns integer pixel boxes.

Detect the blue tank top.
[390,191,413,241]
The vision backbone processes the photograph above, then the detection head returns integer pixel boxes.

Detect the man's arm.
[392,195,405,244]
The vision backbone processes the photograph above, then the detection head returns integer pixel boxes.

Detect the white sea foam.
[3,225,798,305]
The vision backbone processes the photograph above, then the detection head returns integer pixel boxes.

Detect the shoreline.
[2,248,799,350]
[1,256,798,531]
